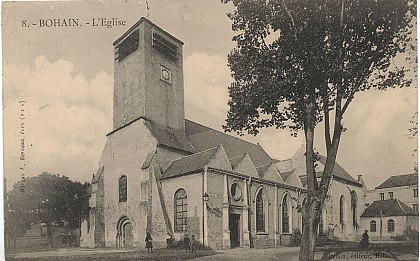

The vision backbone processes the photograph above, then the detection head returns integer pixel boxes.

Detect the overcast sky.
[2,0,417,191]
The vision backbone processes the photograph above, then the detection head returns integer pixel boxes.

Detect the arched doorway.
[116,216,133,247]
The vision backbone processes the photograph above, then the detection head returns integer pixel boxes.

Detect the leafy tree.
[5,172,90,238]
[222,0,415,260]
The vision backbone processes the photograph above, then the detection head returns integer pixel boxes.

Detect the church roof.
[298,155,361,187]
[256,164,271,177]
[317,155,359,184]
[376,173,418,189]
[361,199,418,217]
[185,120,273,167]
[144,119,195,153]
[163,147,218,179]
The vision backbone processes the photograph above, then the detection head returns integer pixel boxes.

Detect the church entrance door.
[229,213,240,248]
[123,222,133,247]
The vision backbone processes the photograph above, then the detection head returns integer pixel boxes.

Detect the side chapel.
[80,17,366,249]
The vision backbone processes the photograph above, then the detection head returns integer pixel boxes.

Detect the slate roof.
[229,154,247,169]
[185,120,273,167]
[163,147,218,179]
[299,175,307,187]
[376,173,418,189]
[361,199,418,217]
[297,156,360,186]
[256,164,271,177]
[144,119,195,153]
[280,170,294,182]
[317,155,359,184]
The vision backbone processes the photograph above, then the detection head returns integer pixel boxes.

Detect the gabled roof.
[317,155,358,184]
[361,199,418,217]
[280,171,294,182]
[144,119,195,153]
[376,173,418,189]
[296,156,361,187]
[256,164,271,177]
[185,120,273,167]
[229,155,245,169]
[163,147,218,179]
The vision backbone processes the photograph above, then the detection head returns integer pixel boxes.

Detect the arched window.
[174,189,187,232]
[387,219,395,232]
[256,189,265,232]
[351,191,357,226]
[119,175,127,202]
[282,194,290,233]
[339,195,345,224]
[370,220,376,232]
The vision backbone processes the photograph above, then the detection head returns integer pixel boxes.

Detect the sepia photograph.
[2,1,418,260]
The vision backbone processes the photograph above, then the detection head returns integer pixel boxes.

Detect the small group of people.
[145,232,198,256]
[183,234,198,256]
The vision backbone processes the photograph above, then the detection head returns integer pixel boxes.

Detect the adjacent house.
[360,199,418,241]
[366,173,418,211]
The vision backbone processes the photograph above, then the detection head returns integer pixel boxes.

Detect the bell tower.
[113,18,185,130]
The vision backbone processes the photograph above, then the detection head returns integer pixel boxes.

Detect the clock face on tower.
[160,65,172,84]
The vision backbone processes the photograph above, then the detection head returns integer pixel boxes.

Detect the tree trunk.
[299,99,319,261]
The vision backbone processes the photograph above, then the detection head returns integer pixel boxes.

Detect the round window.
[231,183,242,201]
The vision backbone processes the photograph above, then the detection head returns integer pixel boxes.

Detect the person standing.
[190,235,197,256]
[359,230,369,250]
[183,234,190,253]
[166,233,174,248]
[145,232,153,253]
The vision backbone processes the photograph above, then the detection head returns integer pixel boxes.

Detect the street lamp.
[203,193,209,204]
[202,192,209,247]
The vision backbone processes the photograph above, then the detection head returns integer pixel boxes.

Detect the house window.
[256,189,265,232]
[413,204,418,211]
[370,220,376,232]
[339,195,345,224]
[119,175,127,202]
[388,192,393,199]
[414,189,418,198]
[387,219,395,232]
[174,188,187,232]
[282,194,290,233]
[379,193,384,201]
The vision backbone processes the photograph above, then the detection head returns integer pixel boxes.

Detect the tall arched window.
[256,189,265,232]
[370,220,376,232]
[174,188,187,232]
[351,191,357,226]
[282,194,290,233]
[387,219,395,232]
[339,195,345,224]
[119,175,127,202]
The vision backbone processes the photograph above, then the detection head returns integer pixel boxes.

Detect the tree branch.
[341,62,374,114]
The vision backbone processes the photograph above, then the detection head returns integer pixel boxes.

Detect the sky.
[2,0,418,192]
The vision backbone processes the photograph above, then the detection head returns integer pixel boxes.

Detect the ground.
[5,242,419,261]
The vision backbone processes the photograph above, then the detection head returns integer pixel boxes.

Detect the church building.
[80,17,365,249]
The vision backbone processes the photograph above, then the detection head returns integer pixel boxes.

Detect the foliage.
[5,172,90,237]
[222,0,415,260]
[223,0,415,136]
